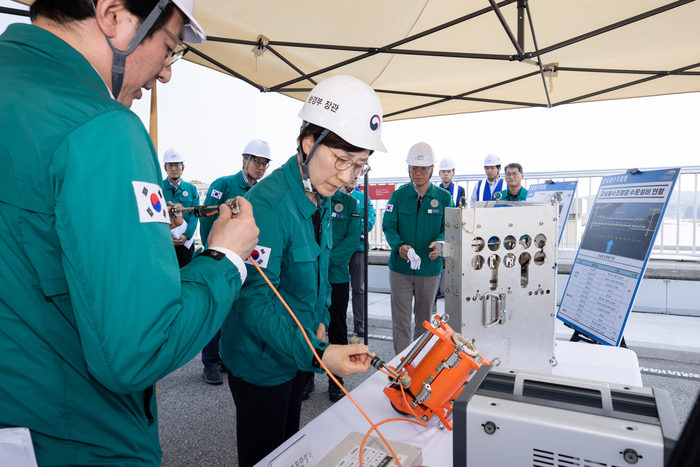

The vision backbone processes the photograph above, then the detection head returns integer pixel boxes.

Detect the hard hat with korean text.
[298,75,387,153]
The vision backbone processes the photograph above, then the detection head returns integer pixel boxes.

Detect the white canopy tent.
[6,0,700,121]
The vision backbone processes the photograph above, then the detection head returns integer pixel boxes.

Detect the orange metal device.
[383,314,490,431]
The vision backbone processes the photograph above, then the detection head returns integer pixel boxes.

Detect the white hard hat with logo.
[171,0,207,43]
[298,75,387,153]
[439,157,455,170]
[484,153,501,166]
[164,148,185,163]
[242,139,272,160]
[297,75,387,195]
[406,142,435,167]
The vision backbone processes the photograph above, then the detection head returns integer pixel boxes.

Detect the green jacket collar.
[408,181,439,200]
[2,24,110,100]
[234,170,251,191]
[282,155,326,219]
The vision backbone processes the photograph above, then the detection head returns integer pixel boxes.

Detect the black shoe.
[328,376,345,402]
[218,362,229,373]
[354,325,365,337]
[301,373,315,401]
[202,366,223,385]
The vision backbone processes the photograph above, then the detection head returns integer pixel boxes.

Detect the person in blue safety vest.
[437,157,466,207]
[469,153,505,206]
[434,157,465,306]
[219,75,383,467]
[162,148,200,267]
[197,138,272,385]
[383,142,454,354]
[496,162,528,201]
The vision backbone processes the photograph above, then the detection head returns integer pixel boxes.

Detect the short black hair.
[30,0,176,41]
[505,162,523,175]
[297,123,374,159]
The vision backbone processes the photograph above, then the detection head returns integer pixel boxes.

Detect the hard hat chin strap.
[96,0,170,100]
[299,125,330,199]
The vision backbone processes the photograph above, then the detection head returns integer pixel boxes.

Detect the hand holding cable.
[207,197,259,260]
[250,261,434,467]
[169,198,241,218]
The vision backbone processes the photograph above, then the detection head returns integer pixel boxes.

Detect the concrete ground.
[158,294,700,466]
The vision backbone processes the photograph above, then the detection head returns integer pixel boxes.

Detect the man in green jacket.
[0,1,259,465]
[198,138,272,384]
[383,142,454,354]
[199,139,272,248]
[497,162,529,201]
[162,147,200,267]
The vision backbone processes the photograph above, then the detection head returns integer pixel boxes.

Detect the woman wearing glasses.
[219,75,385,467]
[382,142,454,355]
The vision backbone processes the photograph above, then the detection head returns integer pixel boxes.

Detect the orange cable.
[355,376,430,465]
[359,417,428,467]
[250,261,406,466]
[398,377,429,427]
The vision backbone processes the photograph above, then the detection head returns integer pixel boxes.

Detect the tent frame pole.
[488,0,525,60]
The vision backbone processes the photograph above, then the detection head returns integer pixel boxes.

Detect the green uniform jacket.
[383,183,454,276]
[220,155,332,386]
[497,186,529,201]
[199,170,250,249]
[0,25,242,467]
[350,188,375,252]
[329,190,362,284]
[162,178,200,240]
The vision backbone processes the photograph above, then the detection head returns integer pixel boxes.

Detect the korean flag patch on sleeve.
[386,204,394,212]
[211,189,223,200]
[244,245,272,269]
[132,181,170,224]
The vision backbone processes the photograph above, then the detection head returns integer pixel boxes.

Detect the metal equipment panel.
[453,366,679,467]
[441,202,559,373]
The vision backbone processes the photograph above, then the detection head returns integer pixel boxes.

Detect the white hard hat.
[164,148,185,163]
[484,153,501,166]
[406,142,435,167]
[171,0,206,43]
[242,139,272,160]
[298,75,387,153]
[439,158,455,170]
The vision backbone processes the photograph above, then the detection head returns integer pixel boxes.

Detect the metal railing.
[364,165,700,258]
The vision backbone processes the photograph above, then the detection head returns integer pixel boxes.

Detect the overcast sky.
[2,1,699,186]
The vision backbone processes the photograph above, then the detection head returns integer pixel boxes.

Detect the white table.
[256,340,642,466]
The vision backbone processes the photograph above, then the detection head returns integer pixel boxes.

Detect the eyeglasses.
[161,27,189,67]
[249,155,270,169]
[329,148,370,177]
[409,166,431,173]
[505,172,521,178]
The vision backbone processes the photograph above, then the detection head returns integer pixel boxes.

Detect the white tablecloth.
[256,340,642,466]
